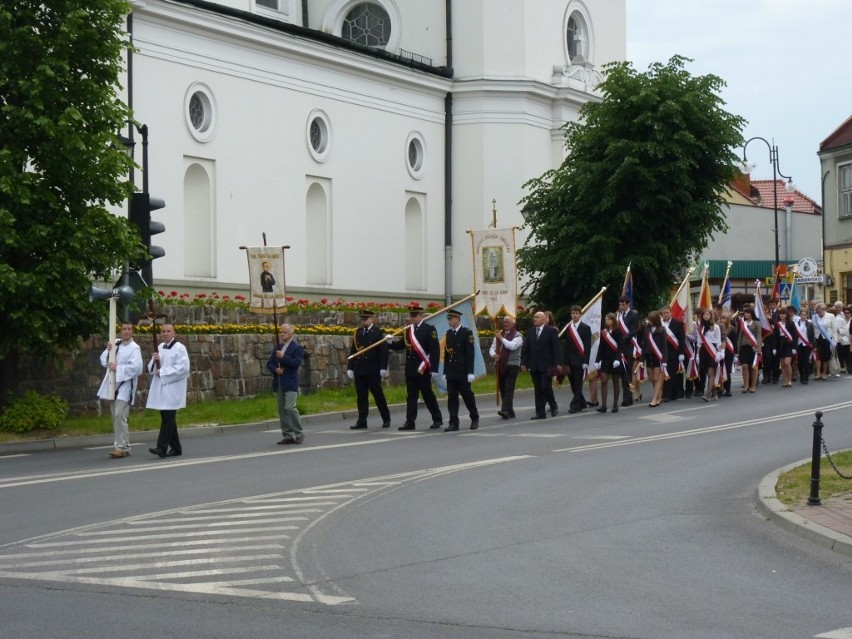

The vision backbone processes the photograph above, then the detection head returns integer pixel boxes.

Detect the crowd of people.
[502,297,851,417]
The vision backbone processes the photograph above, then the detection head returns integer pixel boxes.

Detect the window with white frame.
[256,0,279,9]
[342,2,391,48]
[840,163,852,219]
[566,12,589,63]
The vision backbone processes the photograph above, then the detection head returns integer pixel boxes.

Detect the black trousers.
[156,409,181,453]
[447,378,479,425]
[354,373,390,425]
[567,362,587,409]
[530,370,556,417]
[498,366,519,415]
[663,359,682,400]
[405,374,442,426]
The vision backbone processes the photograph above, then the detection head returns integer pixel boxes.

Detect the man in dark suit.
[521,310,562,419]
[443,309,480,431]
[387,305,443,431]
[563,305,592,413]
[762,297,780,384]
[660,305,685,402]
[616,295,640,406]
[347,310,391,429]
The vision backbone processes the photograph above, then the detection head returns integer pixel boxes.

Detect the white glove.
[594,362,601,371]
[733,356,739,367]
[715,351,724,363]
[678,354,685,362]
[346,370,354,380]
[467,374,474,383]
[612,360,621,369]
[385,335,394,343]
[380,369,389,379]
[792,349,797,356]
[772,349,777,356]
[582,364,588,372]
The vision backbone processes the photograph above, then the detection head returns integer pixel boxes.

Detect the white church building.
[123,0,627,303]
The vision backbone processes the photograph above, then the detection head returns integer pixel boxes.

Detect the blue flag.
[432,300,486,394]
[720,277,732,311]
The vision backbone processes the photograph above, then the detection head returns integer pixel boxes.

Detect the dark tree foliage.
[518,56,745,319]
[0,1,140,406]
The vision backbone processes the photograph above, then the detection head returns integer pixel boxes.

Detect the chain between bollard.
[820,436,852,480]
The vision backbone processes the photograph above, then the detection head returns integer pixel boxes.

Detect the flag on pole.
[433,300,486,394]
[717,260,733,311]
[753,280,772,337]
[770,266,782,301]
[697,263,712,310]
[670,268,694,334]
[621,264,633,307]
[790,275,801,312]
[469,228,518,318]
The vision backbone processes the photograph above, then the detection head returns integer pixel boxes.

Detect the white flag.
[469,227,518,318]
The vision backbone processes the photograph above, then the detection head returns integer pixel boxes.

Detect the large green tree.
[0,1,140,406]
[518,56,745,318]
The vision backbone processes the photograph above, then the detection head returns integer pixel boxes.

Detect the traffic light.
[129,192,166,287]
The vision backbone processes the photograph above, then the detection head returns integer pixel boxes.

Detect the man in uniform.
[442,309,479,431]
[563,305,591,414]
[387,305,443,431]
[97,321,143,458]
[347,310,391,429]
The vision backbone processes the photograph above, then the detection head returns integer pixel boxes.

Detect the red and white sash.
[739,318,760,367]
[601,329,620,353]
[664,324,679,350]
[407,324,431,374]
[567,322,585,356]
[646,332,669,380]
[794,321,813,350]
[698,328,719,361]
[777,322,794,344]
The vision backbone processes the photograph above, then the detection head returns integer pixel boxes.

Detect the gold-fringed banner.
[468,227,518,319]
[245,246,287,314]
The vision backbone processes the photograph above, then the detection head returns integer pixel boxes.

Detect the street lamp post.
[740,137,795,275]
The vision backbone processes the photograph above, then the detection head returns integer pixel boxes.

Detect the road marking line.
[815,629,852,639]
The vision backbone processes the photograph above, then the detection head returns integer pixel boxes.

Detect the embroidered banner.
[469,227,518,319]
[245,246,287,314]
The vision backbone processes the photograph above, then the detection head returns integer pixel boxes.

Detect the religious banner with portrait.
[468,227,518,318]
[244,246,287,314]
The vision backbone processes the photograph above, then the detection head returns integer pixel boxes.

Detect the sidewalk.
[757,462,852,558]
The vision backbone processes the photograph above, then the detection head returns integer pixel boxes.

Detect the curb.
[756,459,852,558]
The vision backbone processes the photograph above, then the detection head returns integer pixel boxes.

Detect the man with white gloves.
[441,308,480,431]
[347,310,391,429]
[386,305,444,431]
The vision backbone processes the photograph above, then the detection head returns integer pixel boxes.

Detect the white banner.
[581,295,602,368]
[469,227,518,318]
[245,246,287,314]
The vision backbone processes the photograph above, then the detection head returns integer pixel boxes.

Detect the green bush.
[0,392,69,434]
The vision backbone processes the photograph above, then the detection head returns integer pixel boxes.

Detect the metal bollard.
[807,411,824,506]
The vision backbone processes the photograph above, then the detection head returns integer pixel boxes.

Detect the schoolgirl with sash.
[594,313,624,414]
[697,308,722,402]
[642,311,668,407]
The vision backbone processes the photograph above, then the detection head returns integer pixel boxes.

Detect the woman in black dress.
[595,313,623,414]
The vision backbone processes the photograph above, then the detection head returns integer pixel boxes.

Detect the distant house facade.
[818,115,852,305]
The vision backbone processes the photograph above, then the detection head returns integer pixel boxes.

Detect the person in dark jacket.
[347,310,391,429]
[521,310,562,420]
[267,323,305,445]
[387,305,443,431]
[442,309,479,431]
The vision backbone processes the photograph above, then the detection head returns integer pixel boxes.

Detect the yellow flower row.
[133,324,496,338]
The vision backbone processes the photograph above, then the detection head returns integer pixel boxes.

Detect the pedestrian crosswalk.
[0,456,531,604]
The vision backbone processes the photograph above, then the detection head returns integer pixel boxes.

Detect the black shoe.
[530,415,546,420]
[508,412,516,419]
[470,420,479,430]
[277,436,294,445]
[165,449,182,457]
[293,435,304,445]
[723,391,732,397]
[430,422,443,430]
[801,379,809,385]
[149,447,166,458]
[611,405,619,413]
[398,424,415,431]
[568,408,578,414]
[587,401,599,407]
[621,398,633,407]
[382,420,391,428]
[662,398,670,403]
[350,423,368,430]
[550,406,559,417]
[444,424,459,432]
[595,406,607,414]
[497,410,509,419]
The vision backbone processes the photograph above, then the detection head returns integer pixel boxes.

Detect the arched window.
[566,12,589,63]
[404,195,424,290]
[183,161,215,278]
[306,180,331,285]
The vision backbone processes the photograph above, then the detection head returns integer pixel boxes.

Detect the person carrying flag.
[616,295,640,406]
[563,305,592,414]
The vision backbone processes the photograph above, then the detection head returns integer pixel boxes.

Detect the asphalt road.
[1,377,851,639]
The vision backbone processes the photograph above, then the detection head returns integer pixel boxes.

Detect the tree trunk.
[0,348,20,411]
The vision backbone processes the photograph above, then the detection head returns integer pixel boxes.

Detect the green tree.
[0,1,140,407]
[518,56,745,318]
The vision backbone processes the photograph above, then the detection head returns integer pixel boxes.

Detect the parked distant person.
[267,323,305,444]
[147,323,190,458]
[97,321,143,458]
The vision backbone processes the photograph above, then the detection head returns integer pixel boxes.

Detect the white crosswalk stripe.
[0,456,532,605]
